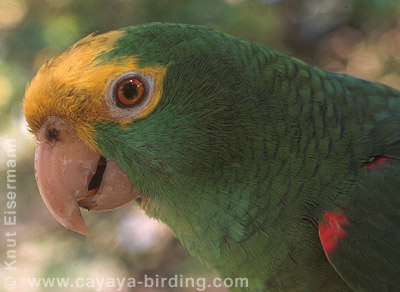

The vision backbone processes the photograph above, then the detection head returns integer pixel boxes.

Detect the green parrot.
[23,23,400,291]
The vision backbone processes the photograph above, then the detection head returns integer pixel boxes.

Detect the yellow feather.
[24,29,167,152]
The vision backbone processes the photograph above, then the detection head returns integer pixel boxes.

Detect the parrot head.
[24,23,252,237]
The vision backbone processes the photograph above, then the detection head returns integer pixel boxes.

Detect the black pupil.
[121,81,137,100]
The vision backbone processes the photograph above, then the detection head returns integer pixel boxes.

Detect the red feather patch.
[318,212,348,258]
[364,155,392,169]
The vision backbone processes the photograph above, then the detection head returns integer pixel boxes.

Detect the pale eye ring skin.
[105,71,155,120]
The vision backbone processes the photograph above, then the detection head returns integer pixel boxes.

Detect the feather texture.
[24,23,400,291]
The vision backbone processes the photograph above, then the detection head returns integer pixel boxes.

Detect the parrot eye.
[105,71,155,119]
[116,78,144,106]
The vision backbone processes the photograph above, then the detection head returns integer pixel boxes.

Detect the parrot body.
[24,23,400,291]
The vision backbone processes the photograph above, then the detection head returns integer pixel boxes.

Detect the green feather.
[94,23,399,291]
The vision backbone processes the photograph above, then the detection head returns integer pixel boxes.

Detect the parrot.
[23,23,400,292]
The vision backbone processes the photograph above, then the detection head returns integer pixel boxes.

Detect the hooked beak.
[34,117,138,236]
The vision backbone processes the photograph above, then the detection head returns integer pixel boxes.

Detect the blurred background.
[1,0,400,291]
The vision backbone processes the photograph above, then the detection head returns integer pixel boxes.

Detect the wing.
[319,115,400,292]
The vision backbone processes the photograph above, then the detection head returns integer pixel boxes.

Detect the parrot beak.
[34,117,138,236]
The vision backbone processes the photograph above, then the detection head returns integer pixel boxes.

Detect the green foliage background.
[1,0,400,291]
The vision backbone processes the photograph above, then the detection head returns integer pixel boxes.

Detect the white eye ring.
[105,71,155,120]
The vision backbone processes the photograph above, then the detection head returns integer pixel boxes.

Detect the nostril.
[46,128,60,142]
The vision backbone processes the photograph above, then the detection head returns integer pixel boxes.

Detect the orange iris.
[116,78,144,105]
